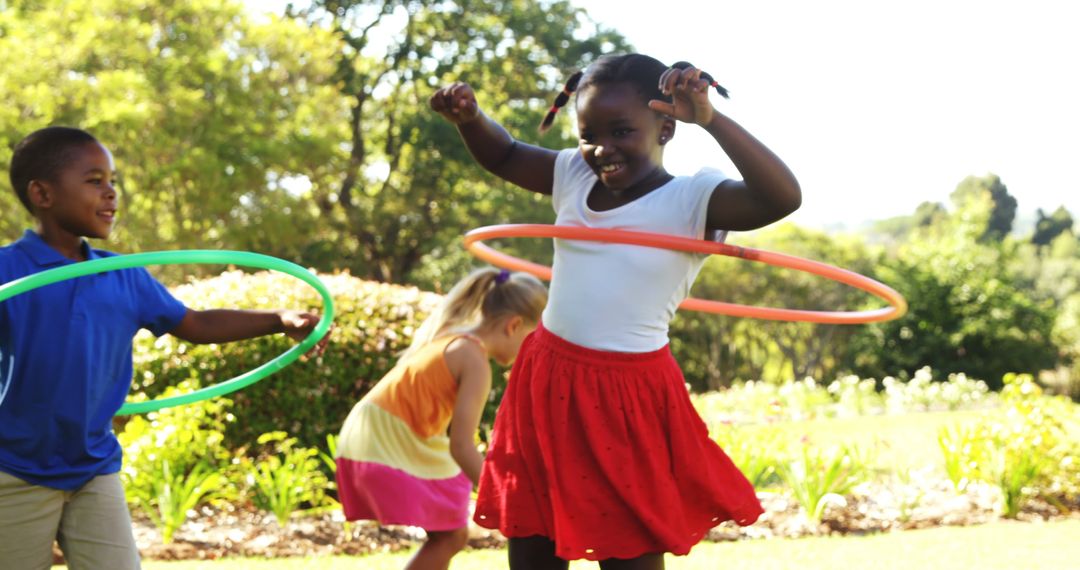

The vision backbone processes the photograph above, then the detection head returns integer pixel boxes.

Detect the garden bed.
[52,475,1078,564]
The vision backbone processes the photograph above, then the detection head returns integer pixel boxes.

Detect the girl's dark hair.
[9,126,99,212]
[538,54,729,133]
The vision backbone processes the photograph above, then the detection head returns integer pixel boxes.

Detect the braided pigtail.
[538,70,584,133]
[671,61,730,99]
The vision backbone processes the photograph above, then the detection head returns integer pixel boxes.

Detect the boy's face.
[35,142,118,240]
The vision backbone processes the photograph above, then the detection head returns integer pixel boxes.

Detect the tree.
[913,200,948,228]
[286,0,629,283]
[0,0,348,272]
[847,215,1058,390]
[1031,206,1075,247]
[950,174,1017,242]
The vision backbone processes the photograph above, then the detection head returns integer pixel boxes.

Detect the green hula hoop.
[0,250,334,415]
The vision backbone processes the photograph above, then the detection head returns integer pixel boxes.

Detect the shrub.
[883,366,993,414]
[691,370,996,425]
[938,373,1080,517]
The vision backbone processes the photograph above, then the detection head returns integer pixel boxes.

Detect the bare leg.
[508,535,569,570]
[598,553,665,570]
[404,527,468,570]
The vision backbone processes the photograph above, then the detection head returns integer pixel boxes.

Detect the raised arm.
[430,82,558,195]
[651,66,802,232]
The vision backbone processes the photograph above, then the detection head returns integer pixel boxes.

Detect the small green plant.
[778,443,869,523]
[986,442,1048,518]
[891,468,928,524]
[938,423,986,492]
[714,425,785,489]
[133,459,227,544]
[243,431,333,526]
[119,381,237,542]
[320,433,339,474]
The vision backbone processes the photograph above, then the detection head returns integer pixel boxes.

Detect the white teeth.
[601,163,623,173]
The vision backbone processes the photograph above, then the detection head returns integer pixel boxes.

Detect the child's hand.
[649,65,716,127]
[279,310,331,357]
[430,83,481,125]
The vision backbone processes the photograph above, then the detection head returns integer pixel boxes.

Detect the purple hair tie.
[495,269,511,285]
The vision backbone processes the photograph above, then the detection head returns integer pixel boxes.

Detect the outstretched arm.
[430,82,558,195]
[651,66,802,232]
[169,309,330,355]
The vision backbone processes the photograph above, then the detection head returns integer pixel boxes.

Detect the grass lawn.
[743,409,987,473]
[88,519,1078,569]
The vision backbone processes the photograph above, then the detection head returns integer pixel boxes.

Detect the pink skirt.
[336,459,471,531]
[474,323,762,560]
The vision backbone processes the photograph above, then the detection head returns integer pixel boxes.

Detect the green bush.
[691,371,996,426]
[938,373,1080,517]
[131,270,440,451]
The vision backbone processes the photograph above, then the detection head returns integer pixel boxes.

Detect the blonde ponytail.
[399,268,547,361]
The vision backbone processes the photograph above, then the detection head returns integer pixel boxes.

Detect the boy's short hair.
[9,126,99,213]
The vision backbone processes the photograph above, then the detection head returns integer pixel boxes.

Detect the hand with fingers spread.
[649,65,717,127]
[429,82,482,125]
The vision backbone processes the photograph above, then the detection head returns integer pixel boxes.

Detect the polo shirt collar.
[15,229,99,267]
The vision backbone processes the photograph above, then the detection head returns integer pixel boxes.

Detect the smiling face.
[33,142,119,241]
[575,81,673,192]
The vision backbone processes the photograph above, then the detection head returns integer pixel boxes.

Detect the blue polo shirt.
[0,230,188,490]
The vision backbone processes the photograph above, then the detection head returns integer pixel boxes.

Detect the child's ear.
[659,118,676,146]
[27,180,52,209]
[504,315,524,336]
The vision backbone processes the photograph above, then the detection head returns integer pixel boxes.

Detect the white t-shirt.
[541,149,729,352]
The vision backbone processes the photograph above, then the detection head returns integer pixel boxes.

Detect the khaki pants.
[0,470,140,570]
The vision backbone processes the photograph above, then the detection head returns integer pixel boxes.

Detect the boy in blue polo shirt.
[0,126,331,569]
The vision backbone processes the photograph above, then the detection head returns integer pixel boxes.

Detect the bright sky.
[573,0,1080,229]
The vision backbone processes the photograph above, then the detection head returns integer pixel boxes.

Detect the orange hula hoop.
[463,224,907,325]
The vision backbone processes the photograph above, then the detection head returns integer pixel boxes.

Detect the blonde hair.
[400,268,547,360]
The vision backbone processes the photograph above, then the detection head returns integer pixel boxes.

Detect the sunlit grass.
[763,409,987,472]
[62,520,1076,569]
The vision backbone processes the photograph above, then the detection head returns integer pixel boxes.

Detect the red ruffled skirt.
[474,323,762,561]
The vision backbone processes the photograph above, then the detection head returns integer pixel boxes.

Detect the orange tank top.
[363,334,482,439]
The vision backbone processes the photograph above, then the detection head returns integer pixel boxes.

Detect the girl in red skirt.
[430,53,801,569]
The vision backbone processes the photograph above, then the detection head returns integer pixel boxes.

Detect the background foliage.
[2,0,1079,396]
